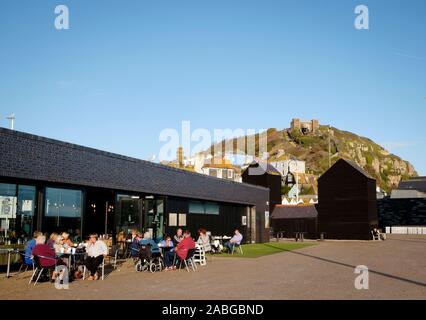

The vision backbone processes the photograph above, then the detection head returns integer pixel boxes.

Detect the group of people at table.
[125,228,243,270]
[24,231,108,281]
[22,227,243,281]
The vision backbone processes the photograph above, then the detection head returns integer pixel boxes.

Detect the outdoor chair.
[28,255,58,286]
[178,249,197,272]
[105,246,119,269]
[193,244,207,266]
[82,256,105,280]
[371,230,380,241]
[231,243,244,255]
[18,252,34,274]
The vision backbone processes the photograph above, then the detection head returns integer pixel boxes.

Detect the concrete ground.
[0,234,425,300]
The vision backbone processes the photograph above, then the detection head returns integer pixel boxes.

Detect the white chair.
[193,244,207,266]
[83,256,105,280]
[231,243,244,255]
[371,230,380,241]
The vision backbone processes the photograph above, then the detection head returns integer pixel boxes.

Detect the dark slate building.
[0,128,269,244]
[271,205,318,239]
[317,159,378,240]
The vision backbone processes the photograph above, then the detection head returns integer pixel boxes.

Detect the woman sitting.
[159,235,175,270]
[197,228,212,253]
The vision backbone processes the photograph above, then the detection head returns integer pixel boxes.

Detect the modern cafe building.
[0,128,270,245]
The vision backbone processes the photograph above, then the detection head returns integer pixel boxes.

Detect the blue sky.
[0,0,425,174]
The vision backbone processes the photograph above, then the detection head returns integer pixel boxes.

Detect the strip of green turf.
[216,242,314,258]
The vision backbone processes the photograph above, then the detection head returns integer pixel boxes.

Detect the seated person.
[53,235,64,254]
[126,229,138,242]
[175,230,196,266]
[61,232,74,248]
[47,232,57,250]
[139,232,161,257]
[32,235,65,280]
[85,233,108,280]
[173,228,184,247]
[197,228,212,253]
[130,232,142,258]
[24,231,42,266]
[159,235,175,270]
[224,229,243,253]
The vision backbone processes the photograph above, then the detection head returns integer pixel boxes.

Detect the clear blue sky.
[0,0,425,174]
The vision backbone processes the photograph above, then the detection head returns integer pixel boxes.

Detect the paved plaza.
[1,234,425,300]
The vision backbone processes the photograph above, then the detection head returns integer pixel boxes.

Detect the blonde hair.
[55,235,63,244]
[49,232,58,241]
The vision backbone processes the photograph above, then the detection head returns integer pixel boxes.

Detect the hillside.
[204,125,417,192]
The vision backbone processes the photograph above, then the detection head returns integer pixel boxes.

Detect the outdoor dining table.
[57,250,87,271]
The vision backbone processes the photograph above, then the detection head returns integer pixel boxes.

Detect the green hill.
[205,125,417,192]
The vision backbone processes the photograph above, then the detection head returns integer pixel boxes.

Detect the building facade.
[317,159,378,240]
[0,128,270,245]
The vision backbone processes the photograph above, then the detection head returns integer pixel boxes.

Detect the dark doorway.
[84,188,115,237]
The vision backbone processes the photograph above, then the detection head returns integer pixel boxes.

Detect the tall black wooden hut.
[317,159,378,240]
[242,161,282,213]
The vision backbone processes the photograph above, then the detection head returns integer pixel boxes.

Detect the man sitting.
[85,233,108,280]
[225,229,243,253]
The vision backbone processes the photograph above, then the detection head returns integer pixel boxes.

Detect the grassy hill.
[204,125,417,192]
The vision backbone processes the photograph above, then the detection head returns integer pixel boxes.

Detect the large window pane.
[205,202,219,215]
[44,187,82,234]
[46,188,82,218]
[0,183,36,243]
[189,201,204,214]
[17,185,36,238]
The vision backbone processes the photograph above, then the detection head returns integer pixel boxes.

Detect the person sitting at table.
[84,233,108,281]
[32,235,66,281]
[53,235,64,254]
[173,228,184,247]
[130,232,142,258]
[139,232,161,256]
[224,229,243,253]
[61,232,73,248]
[47,232,58,249]
[175,230,196,267]
[197,228,212,253]
[126,229,138,242]
[159,235,175,270]
[24,231,42,266]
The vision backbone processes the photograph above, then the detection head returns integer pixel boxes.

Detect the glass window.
[0,183,36,244]
[17,185,36,238]
[0,183,17,196]
[45,188,82,218]
[189,201,219,215]
[204,202,219,215]
[44,187,82,234]
[189,201,204,214]
[116,194,141,234]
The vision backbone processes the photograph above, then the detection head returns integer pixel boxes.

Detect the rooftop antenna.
[6,114,15,130]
